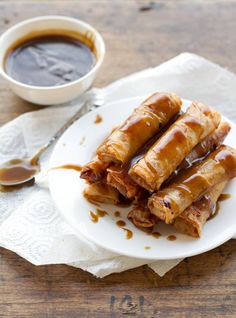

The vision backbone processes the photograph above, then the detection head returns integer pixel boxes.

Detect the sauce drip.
[207,191,230,221]
[116,220,126,227]
[0,159,39,186]
[51,164,82,172]
[167,235,176,241]
[114,211,121,218]
[218,193,231,201]
[5,34,95,87]
[89,209,108,223]
[123,228,133,239]
[89,211,98,223]
[151,231,161,239]
[94,114,102,124]
[96,209,108,217]
[144,246,151,250]
[208,202,220,220]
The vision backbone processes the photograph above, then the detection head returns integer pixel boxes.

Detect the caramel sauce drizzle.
[167,235,176,241]
[218,193,231,201]
[123,228,133,239]
[94,114,103,124]
[89,209,108,223]
[115,219,133,239]
[50,164,82,172]
[209,193,231,220]
[114,211,121,218]
[151,232,161,239]
[116,220,126,227]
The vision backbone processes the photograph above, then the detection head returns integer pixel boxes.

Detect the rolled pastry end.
[148,195,176,224]
[80,156,109,183]
[83,182,120,205]
[128,205,159,229]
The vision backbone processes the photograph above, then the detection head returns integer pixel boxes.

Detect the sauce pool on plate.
[5,34,96,87]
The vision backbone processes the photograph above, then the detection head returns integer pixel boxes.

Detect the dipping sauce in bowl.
[0,16,105,105]
[5,33,96,87]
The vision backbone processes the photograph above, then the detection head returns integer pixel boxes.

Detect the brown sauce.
[215,148,236,178]
[94,114,102,124]
[5,34,95,87]
[208,202,220,220]
[51,164,82,172]
[89,208,108,223]
[0,159,39,186]
[151,231,161,239]
[116,220,126,227]
[218,193,231,201]
[89,211,98,223]
[96,209,108,217]
[144,246,151,250]
[167,235,176,241]
[123,228,133,239]
[114,211,121,218]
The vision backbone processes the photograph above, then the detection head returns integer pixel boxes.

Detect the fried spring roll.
[163,121,231,186]
[96,92,182,164]
[148,145,236,224]
[129,102,221,191]
[106,165,140,199]
[173,182,227,238]
[83,182,119,204]
[80,156,109,183]
[178,121,231,171]
[128,205,159,229]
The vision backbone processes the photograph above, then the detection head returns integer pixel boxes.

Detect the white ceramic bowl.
[0,16,105,105]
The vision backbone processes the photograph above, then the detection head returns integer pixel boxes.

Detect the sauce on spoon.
[0,159,39,186]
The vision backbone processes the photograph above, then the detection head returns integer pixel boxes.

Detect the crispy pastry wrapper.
[128,205,159,229]
[148,145,236,224]
[106,165,140,199]
[129,102,221,191]
[173,181,227,238]
[176,121,231,174]
[80,156,109,183]
[83,182,119,204]
[107,121,230,199]
[128,182,227,237]
[96,92,182,164]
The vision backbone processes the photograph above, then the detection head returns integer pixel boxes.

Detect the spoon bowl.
[0,91,104,187]
[0,158,40,186]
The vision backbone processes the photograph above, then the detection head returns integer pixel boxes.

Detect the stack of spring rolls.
[80,92,236,238]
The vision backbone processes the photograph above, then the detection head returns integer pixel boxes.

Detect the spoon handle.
[31,92,104,165]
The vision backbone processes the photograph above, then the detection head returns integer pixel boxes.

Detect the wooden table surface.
[0,1,236,317]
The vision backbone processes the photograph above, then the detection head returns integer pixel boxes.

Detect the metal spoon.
[0,91,105,186]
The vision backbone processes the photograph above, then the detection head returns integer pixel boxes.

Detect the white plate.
[49,96,236,260]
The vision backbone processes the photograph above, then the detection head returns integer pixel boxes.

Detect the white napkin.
[0,52,236,278]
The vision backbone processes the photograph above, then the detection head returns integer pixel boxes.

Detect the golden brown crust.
[106,165,140,199]
[128,205,159,228]
[148,145,236,224]
[177,121,231,172]
[129,102,221,191]
[83,182,119,204]
[80,156,109,183]
[96,92,182,164]
[173,182,227,237]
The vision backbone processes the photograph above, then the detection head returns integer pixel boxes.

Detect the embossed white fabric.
[0,53,236,277]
